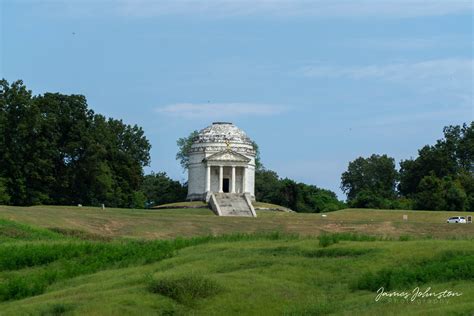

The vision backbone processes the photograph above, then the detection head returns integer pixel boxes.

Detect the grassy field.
[0,205,473,239]
[0,206,473,315]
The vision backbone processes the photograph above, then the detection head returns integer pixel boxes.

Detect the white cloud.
[106,0,473,18]
[155,103,286,119]
[300,58,474,82]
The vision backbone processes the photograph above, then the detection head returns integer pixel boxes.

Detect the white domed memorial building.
[187,122,257,217]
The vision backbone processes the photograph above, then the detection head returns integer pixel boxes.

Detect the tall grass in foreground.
[318,232,381,247]
[0,219,62,242]
[353,250,474,291]
[0,226,299,302]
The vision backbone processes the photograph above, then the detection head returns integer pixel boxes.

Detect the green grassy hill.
[0,206,473,315]
[0,205,473,239]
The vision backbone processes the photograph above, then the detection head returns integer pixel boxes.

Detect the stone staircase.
[210,193,256,217]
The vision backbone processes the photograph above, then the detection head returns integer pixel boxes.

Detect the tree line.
[341,123,473,211]
[2,79,470,212]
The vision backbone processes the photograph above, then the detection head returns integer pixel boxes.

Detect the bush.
[148,275,221,305]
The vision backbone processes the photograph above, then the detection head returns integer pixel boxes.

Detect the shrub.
[40,303,72,316]
[148,275,221,305]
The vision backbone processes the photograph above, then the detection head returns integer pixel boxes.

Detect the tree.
[414,175,445,210]
[0,79,152,208]
[251,140,263,170]
[399,122,473,211]
[0,178,10,204]
[176,131,199,170]
[399,122,474,198]
[0,79,48,205]
[255,167,345,213]
[141,172,187,207]
[442,177,468,211]
[341,154,398,206]
[255,169,281,202]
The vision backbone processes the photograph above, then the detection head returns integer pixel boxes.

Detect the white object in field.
[78,204,82,207]
[321,214,327,218]
[101,204,105,210]
[403,215,408,221]
[446,216,466,224]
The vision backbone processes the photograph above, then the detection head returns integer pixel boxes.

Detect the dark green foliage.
[341,154,398,208]
[414,175,469,211]
[399,122,473,211]
[305,248,374,258]
[342,123,473,211]
[255,168,345,212]
[40,303,72,316]
[251,140,263,170]
[0,178,10,204]
[255,169,282,203]
[0,79,151,207]
[141,172,187,207]
[176,130,199,170]
[147,275,221,305]
[255,246,374,258]
[354,250,474,291]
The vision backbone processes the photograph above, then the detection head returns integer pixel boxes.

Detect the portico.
[205,165,248,194]
[203,149,251,194]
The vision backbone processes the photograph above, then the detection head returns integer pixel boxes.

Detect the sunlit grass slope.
[0,218,472,315]
[0,205,473,239]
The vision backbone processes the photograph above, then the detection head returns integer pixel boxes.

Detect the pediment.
[204,150,251,163]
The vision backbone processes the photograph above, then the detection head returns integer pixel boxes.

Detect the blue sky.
[1,0,473,199]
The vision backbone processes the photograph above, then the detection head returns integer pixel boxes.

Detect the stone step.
[212,193,255,217]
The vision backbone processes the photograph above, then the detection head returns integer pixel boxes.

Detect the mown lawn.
[0,205,472,239]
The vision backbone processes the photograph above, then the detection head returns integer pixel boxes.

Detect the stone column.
[231,166,236,193]
[242,166,247,193]
[205,165,211,192]
[219,165,223,193]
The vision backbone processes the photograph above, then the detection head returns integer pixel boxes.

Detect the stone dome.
[194,122,253,145]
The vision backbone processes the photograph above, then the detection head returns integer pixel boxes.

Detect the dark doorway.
[223,178,230,193]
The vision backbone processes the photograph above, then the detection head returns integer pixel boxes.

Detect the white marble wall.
[187,141,256,200]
